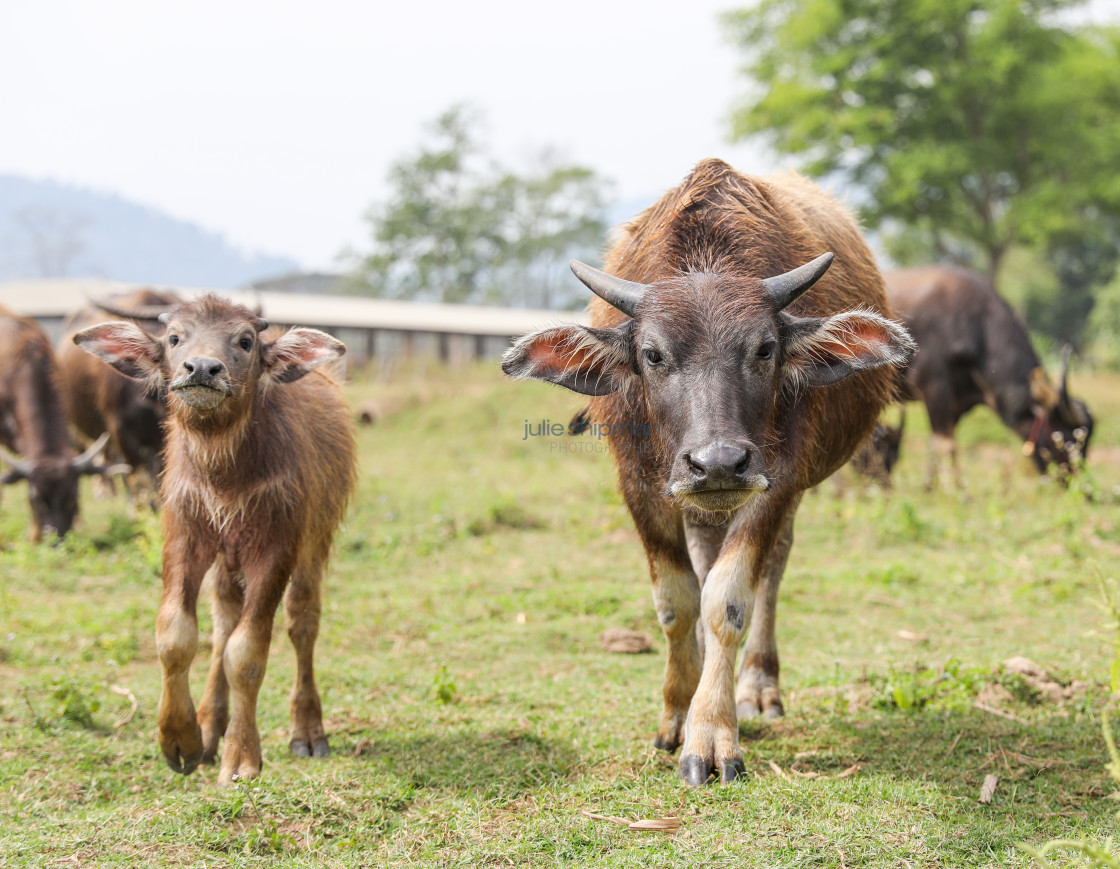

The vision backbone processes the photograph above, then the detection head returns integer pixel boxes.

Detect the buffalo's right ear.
[73,322,164,384]
[502,324,633,396]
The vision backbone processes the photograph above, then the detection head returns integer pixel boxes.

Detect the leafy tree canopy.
[724,0,1120,337]
[350,106,611,308]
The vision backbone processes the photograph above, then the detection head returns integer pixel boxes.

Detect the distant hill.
[0,175,298,288]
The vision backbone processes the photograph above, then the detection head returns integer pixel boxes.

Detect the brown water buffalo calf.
[75,295,356,784]
[56,289,182,501]
[503,160,915,786]
[0,304,120,540]
[885,265,1093,487]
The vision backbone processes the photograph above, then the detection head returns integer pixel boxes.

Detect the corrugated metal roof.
[0,277,590,334]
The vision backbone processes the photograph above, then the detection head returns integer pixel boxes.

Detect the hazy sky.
[1,0,782,270]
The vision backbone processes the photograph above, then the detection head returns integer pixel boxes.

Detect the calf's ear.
[782,309,916,388]
[502,324,633,396]
[72,322,164,384]
[263,328,347,384]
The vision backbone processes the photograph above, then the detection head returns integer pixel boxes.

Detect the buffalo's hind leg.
[736,499,799,720]
[197,560,243,764]
[285,555,329,759]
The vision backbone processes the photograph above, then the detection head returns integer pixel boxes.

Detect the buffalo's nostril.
[688,443,752,483]
[183,360,195,374]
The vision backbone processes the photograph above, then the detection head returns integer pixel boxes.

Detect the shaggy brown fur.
[74,295,357,785]
[504,159,914,786]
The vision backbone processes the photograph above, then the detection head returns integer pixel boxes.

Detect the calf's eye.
[643,348,664,366]
[239,337,253,351]
[168,335,180,347]
[757,342,776,360]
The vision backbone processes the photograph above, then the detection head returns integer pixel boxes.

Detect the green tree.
[351,106,610,307]
[490,154,610,309]
[723,0,1120,312]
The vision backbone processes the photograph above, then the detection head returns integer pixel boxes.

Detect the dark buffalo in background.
[0,304,122,541]
[56,288,182,502]
[883,265,1092,488]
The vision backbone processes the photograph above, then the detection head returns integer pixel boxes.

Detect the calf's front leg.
[156,535,215,774]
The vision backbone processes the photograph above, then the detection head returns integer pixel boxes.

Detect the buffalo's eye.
[756,341,777,360]
[168,335,180,347]
[239,336,253,351]
[643,348,664,366]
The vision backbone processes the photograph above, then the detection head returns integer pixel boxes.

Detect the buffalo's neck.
[174,398,260,487]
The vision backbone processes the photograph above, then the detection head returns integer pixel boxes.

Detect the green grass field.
[1,365,1119,867]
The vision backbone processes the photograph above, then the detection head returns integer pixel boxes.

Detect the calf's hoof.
[679,754,745,786]
[160,725,204,775]
[736,681,784,720]
[290,736,329,759]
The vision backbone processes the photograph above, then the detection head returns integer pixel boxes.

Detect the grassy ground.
[1,364,1119,867]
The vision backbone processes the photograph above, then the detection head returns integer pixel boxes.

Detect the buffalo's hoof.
[737,699,784,720]
[653,734,681,753]
[290,737,329,759]
[679,754,713,787]
[720,758,746,783]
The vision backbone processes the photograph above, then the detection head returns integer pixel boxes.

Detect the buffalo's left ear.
[263,328,346,384]
[782,309,916,388]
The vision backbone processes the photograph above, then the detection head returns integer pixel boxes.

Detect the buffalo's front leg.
[156,534,215,774]
[650,555,702,752]
[285,556,329,759]
[677,542,753,786]
[736,501,798,719]
[217,555,291,785]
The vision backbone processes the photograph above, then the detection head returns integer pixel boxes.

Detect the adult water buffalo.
[0,305,121,540]
[885,265,1092,487]
[503,160,914,785]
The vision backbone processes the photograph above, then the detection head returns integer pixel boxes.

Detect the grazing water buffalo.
[56,289,182,501]
[885,265,1093,487]
[0,305,121,541]
[503,160,914,785]
[75,295,356,784]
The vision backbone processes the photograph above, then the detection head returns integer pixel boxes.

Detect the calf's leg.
[218,559,290,785]
[285,556,329,758]
[197,560,243,764]
[156,534,215,774]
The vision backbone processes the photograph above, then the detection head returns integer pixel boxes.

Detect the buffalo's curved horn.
[73,432,111,473]
[1058,344,1073,399]
[570,261,646,318]
[762,252,835,311]
[0,444,31,482]
[90,298,175,322]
